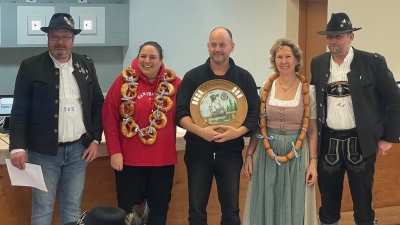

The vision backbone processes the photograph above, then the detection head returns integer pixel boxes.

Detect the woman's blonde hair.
[269,38,303,74]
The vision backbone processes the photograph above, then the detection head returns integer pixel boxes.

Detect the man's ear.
[231,42,235,52]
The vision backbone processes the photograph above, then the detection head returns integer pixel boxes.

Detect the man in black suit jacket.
[9,13,104,225]
[310,13,400,225]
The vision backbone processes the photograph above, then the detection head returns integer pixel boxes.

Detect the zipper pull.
[213,152,216,159]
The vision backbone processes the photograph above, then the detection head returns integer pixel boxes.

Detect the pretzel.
[154,96,173,112]
[157,82,175,96]
[121,83,138,100]
[164,69,176,82]
[119,101,134,118]
[121,118,137,138]
[148,111,167,129]
[138,127,158,145]
[121,66,139,82]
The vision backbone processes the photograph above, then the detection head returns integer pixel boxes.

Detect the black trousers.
[114,165,175,225]
[184,147,243,225]
[318,126,376,225]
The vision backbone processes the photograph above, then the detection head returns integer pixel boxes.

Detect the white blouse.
[268,80,317,120]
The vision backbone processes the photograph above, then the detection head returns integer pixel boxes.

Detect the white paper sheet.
[5,159,48,192]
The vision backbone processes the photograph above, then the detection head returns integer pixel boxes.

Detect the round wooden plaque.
[190,79,248,132]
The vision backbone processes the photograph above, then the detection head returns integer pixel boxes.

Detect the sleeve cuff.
[10,149,25,154]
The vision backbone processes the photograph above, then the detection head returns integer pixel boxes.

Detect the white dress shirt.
[50,53,86,142]
[326,47,356,130]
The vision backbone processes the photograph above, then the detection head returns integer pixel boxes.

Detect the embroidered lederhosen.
[323,81,363,172]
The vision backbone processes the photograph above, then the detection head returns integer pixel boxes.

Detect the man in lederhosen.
[311,13,400,225]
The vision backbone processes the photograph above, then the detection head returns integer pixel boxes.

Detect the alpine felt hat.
[317,12,361,35]
[64,205,126,225]
[41,13,81,35]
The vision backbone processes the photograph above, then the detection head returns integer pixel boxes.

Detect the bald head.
[209,27,233,42]
[207,27,235,67]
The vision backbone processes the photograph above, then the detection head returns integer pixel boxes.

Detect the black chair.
[0,117,9,134]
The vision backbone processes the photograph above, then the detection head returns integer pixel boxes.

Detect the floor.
[1,130,399,225]
[340,206,400,225]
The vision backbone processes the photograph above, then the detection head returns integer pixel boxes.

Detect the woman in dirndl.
[242,38,318,225]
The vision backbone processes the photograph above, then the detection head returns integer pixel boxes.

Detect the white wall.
[125,0,299,86]
[286,0,299,41]
[328,0,400,80]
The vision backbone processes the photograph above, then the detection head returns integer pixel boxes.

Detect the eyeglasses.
[49,35,72,42]
[76,211,87,225]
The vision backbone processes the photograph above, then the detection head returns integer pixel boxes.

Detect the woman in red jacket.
[102,41,181,225]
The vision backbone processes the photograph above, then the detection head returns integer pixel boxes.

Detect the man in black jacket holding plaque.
[176,27,259,225]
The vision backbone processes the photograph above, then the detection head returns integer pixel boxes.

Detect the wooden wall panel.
[298,0,307,78]
[298,0,328,82]
[0,144,399,225]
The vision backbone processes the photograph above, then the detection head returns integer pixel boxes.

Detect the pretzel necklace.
[119,66,176,145]
[259,74,310,164]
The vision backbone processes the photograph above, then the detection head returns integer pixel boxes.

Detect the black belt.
[323,124,357,138]
[59,134,85,146]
